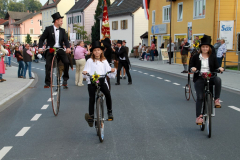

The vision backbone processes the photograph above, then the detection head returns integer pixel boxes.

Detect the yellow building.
[148,0,239,67]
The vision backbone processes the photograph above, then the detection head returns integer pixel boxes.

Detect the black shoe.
[128,82,132,85]
[123,76,126,79]
[120,76,122,79]
[115,83,120,85]
[107,110,113,120]
[181,71,185,73]
[63,86,68,89]
[85,113,94,127]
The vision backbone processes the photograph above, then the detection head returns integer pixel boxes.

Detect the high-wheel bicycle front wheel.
[206,93,212,138]
[185,84,191,101]
[50,56,61,116]
[96,97,104,142]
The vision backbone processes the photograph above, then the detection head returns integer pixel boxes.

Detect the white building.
[41,0,75,30]
[99,0,148,52]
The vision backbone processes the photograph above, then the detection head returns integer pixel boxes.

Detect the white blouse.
[83,58,116,85]
[199,54,210,73]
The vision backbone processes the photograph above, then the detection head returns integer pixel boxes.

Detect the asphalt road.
[0,59,240,160]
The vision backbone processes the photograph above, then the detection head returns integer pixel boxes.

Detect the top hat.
[101,38,111,49]
[199,35,212,48]
[117,40,122,44]
[51,12,64,23]
[90,41,105,52]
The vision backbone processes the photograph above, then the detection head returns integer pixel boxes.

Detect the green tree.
[91,0,110,42]
[0,0,8,18]
[73,24,88,41]
[25,34,32,44]
[8,1,25,12]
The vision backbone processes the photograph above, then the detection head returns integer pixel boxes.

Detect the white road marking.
[220,100,223,102]
[41,105,49,110]
[48,98,51,102]
[0,146,13,160]
[228,106,240,112]
[30,114,42,121]
[53,92,57,95]
[165,80,171,82]
[150,75,155,77]
[132,70,137,71]
[144,73,148,75]
[183,86,185,88]
[157,77,162,79]
[15,127,31,137]
[138,71,142,73]
[173,83,180,86]
[40,69,44,70]
[36,68,40,69]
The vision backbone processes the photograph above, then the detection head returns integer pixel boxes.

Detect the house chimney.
[27,10,29,13]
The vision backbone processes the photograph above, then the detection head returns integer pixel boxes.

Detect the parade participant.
[121,40,129,79]
[189,35,224,124]
[14,46,24,78]
[113,40,132,85]
[82,41,116,127]
[74,41,89,86]
[38,12,71,88]
[23,44,34,79]
[179,38,190,73]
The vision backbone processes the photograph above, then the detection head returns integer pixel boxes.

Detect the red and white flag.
[101,0,110,38]
[143,0,149,20]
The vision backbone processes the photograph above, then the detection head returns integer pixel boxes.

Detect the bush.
[84,41,91,45]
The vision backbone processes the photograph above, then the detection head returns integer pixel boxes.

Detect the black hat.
[51,12,64,23]
[90,41,105,52]
[101,38,111,49]
[117,40,122,44]
[199,35,212,48]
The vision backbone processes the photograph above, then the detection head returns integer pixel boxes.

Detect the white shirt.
[53,25,61,48]
[83,59,116,86]
[138,45,142,52]
[167,43,175,52]
[199,54,210,73]
[217,43,227,58]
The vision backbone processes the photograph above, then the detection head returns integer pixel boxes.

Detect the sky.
[40,0,48,5]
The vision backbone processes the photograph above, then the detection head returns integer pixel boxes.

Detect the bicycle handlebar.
[84,71,112,77]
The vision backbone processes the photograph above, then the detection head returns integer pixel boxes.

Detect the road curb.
[0,72,36,106]
[131,64,240,92]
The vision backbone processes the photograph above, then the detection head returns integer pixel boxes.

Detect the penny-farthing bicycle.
[50,48,63,116]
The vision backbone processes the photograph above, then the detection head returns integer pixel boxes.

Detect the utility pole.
[169,0,172,64]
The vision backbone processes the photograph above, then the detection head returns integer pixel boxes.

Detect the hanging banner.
[187,22,192,44]
[101,0,110,38]
[70,33,76,41]
[220,21,234,50]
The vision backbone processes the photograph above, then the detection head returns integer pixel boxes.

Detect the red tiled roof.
[0,19,7,25]
[41,0,61,10]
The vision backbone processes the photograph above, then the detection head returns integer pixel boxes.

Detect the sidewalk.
[0,66,35,107]
[130,58,240,92]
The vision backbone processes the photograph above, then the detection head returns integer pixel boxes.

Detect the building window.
[163,5,171,23]
[152,10,155,24]
[72,17,74,24]
[30,29,33,34]
[121,20,128,29]
[174,34,187,50]
[31,19,33,24]
[112,21,118,30]
[68,17,71,24]
[79,15,81,23]
[39,20,42,26]
[178,3,183,21]
[18,28,20,34]
[194,0,206,19]
[76,33,81,40]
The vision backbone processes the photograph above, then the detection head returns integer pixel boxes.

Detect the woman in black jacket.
[189,35,224,124]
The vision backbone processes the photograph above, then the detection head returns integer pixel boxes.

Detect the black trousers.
[117,60,132,83]
[88,84,112,116]
[45,49,69,86]
[194,77,222,117]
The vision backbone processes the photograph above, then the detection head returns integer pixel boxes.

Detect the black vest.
[23,48,32,62]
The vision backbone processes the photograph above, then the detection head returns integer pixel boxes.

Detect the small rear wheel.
[51,56,60,116]
[97,98,104,142]
[185,84,191,101]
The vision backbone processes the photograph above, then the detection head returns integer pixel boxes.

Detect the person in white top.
[83,41,116,127]
[137,43,142,58]
[190,35,224,125]
[167,40,175,64]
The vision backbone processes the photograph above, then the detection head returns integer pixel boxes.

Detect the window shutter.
[121,20,123,29]
[126,20,128,29]
[112,21,114,30]
[116,21,118,30]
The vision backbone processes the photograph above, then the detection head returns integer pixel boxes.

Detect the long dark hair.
[91,48,106,62]
[199,45,212,56]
